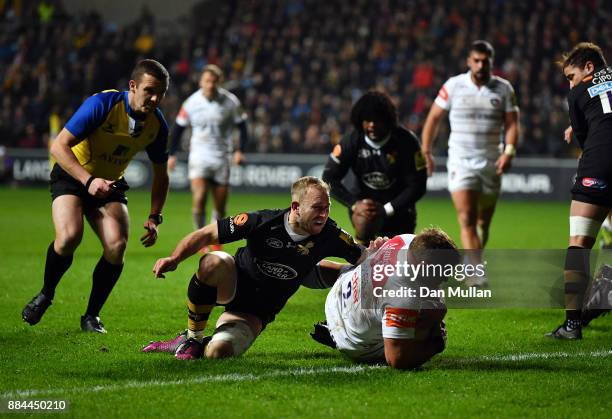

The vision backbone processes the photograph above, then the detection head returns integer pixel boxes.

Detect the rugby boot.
[81,315,107,334]
[142,330,188,353]
[175,337,205,360]
[545,322,582,340]
[22,292,52,325]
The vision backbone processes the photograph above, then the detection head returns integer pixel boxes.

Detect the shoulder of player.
[390,126,420,149]
[88,90,124,110]
[489,75,515,91]
[182,90,204,107]
[217,87,242,106]
[244,208,287,228]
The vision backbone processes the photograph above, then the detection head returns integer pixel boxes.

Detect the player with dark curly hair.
[322,91,427,243]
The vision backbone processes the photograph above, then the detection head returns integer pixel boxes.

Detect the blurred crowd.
[2,0,611,156]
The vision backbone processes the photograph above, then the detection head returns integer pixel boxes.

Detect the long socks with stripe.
[187,274,217,342]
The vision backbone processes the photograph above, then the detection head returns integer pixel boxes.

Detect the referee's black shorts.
[49,164,129,211]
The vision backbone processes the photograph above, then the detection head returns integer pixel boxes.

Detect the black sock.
[187,274,217,339]
[41,242,73,299]
[85,256,123,317]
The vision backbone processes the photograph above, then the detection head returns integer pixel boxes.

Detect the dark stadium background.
[2,0,611,158]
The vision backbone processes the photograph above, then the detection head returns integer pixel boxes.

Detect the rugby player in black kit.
[322,91,427,243]
[547,43,612,339]
[144,176,372,359]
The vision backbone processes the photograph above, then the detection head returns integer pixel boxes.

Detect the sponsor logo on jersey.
[112,145,130,157]
[255,261,298,280]
[581,178,607,189]
[414,151,427,171]
[233,213,248,226]
[490,98,501,108]
[265,238,284,248]
[297,241,314,255]
[102,122,115,134]
[384,307,418,329]
[362,172,393,189]
[587,81,612,97]
[351,271,359,304]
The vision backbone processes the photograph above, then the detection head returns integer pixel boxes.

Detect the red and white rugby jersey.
[434,71,518,160]
[175,87,247,159]
[325,234,428,360]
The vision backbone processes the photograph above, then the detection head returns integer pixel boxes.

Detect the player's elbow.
[385,353,425,370]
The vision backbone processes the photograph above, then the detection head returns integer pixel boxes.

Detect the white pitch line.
[3,349,612,399]
[0,365,386,399]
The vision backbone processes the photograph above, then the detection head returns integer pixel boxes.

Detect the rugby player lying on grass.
[310,228,459,370]
[143,176,385,359]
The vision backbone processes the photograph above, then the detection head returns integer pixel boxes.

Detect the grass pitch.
[1,187,611,418]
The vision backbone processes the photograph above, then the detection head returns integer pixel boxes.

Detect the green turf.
[1,187,611,418]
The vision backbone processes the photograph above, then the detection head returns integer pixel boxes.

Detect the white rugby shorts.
[188,153,231,185]
[446,155,501,195]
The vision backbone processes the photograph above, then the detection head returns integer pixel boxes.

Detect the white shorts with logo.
[188,153,231,185]
[447,155,501,196]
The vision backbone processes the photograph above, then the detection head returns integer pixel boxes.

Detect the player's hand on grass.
[140,219,159,247]
[152,256,178,278]
[564,126,573,144]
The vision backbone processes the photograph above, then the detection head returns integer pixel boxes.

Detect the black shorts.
[573,147,612,208]
[348,206,417,237]
[222,264,300,330]
[50,164,129,211]
[571,176,612,207]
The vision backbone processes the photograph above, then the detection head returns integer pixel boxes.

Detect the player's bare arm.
[496,111,519,175]
[152,222,220,278]
[233,150,245,165]
[420,103,447,177]
[51,128,115,197]
[141,162,170,247]
[383,337,443,370]
[564,126,573,144]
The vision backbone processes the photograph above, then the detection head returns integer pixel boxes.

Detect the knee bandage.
[569,216,601,238]
[209,321,256,356]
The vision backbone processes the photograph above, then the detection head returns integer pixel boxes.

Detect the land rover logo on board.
[256,261,298,280]
[266,238,284,248]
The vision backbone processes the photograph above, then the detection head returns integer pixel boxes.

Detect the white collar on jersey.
[364,133,390,149]
[284,212,310,242]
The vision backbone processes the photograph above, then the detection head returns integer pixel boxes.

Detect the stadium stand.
[1,0,611,156]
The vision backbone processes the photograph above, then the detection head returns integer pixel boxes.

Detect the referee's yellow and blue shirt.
[65,90,169,181]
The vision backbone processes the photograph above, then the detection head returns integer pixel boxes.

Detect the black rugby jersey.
[322,126,427,212]
[217,209,363,286]
[568,66,612,150]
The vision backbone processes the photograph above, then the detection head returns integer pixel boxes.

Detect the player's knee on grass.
[206,321,255,358]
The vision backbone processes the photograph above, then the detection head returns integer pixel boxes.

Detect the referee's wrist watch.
[148,213,163,225]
